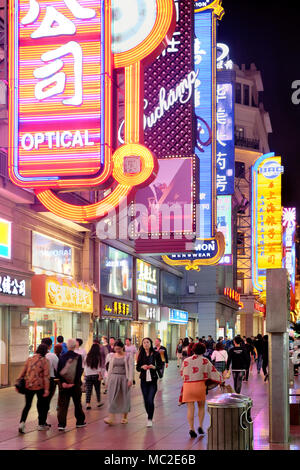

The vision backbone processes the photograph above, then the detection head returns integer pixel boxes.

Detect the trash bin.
[207,394,253,450]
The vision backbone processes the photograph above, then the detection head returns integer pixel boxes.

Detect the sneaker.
[76,423,87,428]
[38,425,50,431]
[147,420,153,428]
[189,430,197,438]
[198,427,205,436]
[58,426,66,431]
[18,422,25,434]
[103,390,107,394]
[97,402,104,408]
[86,405,91,410]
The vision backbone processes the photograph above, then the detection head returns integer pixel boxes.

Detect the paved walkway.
[0,361,299,450]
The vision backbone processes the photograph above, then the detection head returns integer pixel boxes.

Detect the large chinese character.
[22,0,96,106]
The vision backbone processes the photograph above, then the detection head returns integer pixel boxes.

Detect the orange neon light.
[9,0,176,222]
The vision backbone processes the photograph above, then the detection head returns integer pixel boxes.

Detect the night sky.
[218,0,300,221]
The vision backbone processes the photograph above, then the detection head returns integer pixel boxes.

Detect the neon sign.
[282,207,296,311]
[252,152,283,293]
[9,0,175,222]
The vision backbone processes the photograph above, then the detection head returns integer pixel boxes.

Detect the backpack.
[60,357,78,384]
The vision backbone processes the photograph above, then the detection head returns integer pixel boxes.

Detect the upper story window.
[235,161,246,179]
[235,82,242,104]
[243,85,250,106]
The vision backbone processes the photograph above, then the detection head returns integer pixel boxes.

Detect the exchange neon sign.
[8,0,175,223]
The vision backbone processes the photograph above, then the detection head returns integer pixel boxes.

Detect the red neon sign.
[9,0,175,222]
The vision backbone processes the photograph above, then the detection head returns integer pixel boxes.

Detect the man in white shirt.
[125,338,137,385]
[41,337,59,425]
[75,338,87,363]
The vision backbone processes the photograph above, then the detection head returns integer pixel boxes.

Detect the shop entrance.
[93,319,131,344]
[0,307,9,387]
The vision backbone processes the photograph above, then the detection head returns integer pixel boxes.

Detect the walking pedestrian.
[292,344,300,376]
[125,338,138,385]
[41,337,59,424]
[211,342,228,374]
[225,336,249,394]
[205,335,215,359]
[17,343,50,434]
[84,344,105,410]
[180,342,223,438]
[75,338,87,363]
[181,337,190,360]
[254,334,263,374]
[104,340,133,425]
[176,339,183,368]
[154,338,168,378]
[57,336,68,355]
[136,338,163,428]
[262,335,269,382]
[56,339,86,431]
[243,338,255,381]
[54,343,63,359]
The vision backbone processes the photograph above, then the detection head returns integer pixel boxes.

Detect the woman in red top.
[17,343,50,434]
[180,342,222,438]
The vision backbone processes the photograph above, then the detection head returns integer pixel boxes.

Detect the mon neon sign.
[8,0,175,223]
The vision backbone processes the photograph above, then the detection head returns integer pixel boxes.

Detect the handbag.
[60,357,78,384]
[15,378,26,394]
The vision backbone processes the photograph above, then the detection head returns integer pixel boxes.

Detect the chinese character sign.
[252,153,283,293]
[216,79,235,195]
[9,0,176,223]
[217,195,232,265]
[282,207,296,311]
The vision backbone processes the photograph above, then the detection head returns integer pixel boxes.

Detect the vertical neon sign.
[282,207,296,311]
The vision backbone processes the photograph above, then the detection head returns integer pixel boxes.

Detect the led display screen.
[100,244,133,300]
[136,259,159,305]
[217,195,232,265]
[32,232,73,276]
[282,208,296,311]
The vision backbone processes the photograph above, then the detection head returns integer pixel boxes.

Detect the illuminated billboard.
[252,153,283,293]
[136,259,159,305]
[216,75,235,195]
[282,208,296,311]
[133,156,197,240]
[217,195,232,265]
[0,219,11,259]
[8,0,175,222]
[100,244,133,300]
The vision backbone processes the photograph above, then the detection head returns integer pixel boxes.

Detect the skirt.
[108,374,131,414]
[182,381,206,403]
[214,361,226,373]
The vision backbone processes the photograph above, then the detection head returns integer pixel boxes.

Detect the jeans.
[57,384,85,428]
[232,371,245,394]
[85,375,101,403]
[141,380,158,420]
[160,363,166,378]
[20,388,48,425]
[257,354,263,372]
[45,377,56,417]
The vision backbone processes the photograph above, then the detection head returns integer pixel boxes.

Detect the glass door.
[0,307,9,387]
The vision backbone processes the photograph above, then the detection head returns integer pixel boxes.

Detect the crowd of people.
[15,332,271,438]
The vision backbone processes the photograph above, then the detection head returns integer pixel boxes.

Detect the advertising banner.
[282,208,296,311]
[252,153,283,293]
[217,195,232,265]
[136,259,159,305]
[100,245,133,300]
[32,232,73,276]
[0,219,11,259]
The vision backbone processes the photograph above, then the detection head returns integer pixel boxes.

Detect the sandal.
[104,417,114,425]
[121,418,128,424]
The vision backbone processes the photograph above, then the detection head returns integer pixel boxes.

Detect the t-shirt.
[84,358,102,376]
[46,352,59,378]
[75,348,87,363]
[211,350,228,363]
[125,345,137,360]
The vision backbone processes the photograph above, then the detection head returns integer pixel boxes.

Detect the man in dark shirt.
[154,338,169,378]
[226,336,249,394]
[254,334,263,374]
[57,338,86,431]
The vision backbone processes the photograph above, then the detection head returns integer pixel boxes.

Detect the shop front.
[135,303,160,346]
[158,308,188,359]
[94,296,133,343]
[0,270,33,386]
[31,275,94,354]
[96,244,134,343]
